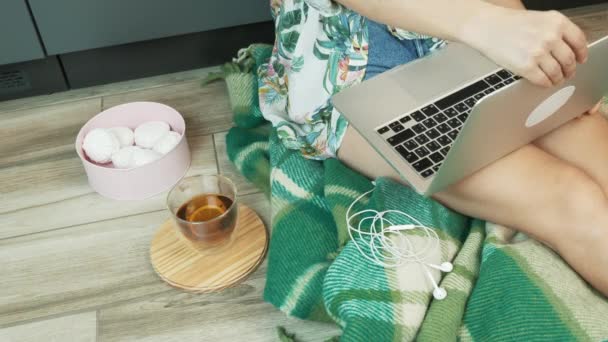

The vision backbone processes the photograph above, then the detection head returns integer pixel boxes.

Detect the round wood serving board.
[150,205,268,292]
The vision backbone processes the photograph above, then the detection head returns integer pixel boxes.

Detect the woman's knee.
[542,165,608,245]
[536,111,608,197]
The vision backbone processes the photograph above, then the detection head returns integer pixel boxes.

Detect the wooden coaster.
[150,205,268,292]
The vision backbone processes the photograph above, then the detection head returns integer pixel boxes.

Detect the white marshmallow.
[111,146,141,169]
[82,128,120,164]
[134,121,170,148]
[133,148,162,167]
[153,131,182,155]
[108,127,134,147]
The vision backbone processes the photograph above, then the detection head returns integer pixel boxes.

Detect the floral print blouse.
[258,0,445,159]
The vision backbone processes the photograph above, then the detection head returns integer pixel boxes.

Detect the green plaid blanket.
[215,45,608,341]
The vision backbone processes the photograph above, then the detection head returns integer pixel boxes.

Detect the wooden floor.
[1,4,607,341]
[0,68,339,341]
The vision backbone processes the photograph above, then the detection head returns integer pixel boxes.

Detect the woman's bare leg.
[338,126,608,295]
[529,108,608,295]
[535,108,608,195]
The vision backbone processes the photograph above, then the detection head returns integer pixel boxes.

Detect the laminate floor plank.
[1,98,102,167]
[103,81,233,137]
[98,288,339,342]
[0,192,268,327]
[0,312,97,342]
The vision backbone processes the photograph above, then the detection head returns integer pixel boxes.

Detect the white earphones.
[346,186,453,300]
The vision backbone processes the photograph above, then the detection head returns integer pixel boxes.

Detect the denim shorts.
[365,19,434,81]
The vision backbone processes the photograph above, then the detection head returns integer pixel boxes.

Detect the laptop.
[332,35,608,196]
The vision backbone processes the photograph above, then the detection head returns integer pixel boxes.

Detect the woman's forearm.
[334,0,501,43]
[335,0,588,87]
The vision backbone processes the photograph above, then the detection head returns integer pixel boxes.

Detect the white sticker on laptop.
[525,85,576,128]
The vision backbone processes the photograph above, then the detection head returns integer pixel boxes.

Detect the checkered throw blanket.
[214,44,608,341]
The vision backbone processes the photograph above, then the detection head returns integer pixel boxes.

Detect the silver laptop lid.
[333,37,608,195]
[428,35,608,194]
[332,42,498,192]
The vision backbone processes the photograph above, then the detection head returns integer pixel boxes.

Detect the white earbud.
[433,287,447,300]
[440,262,453,272]
[426,261,454,273]
[423,265,449,301]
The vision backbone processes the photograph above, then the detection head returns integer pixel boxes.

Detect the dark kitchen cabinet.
[27,0,271,55]
[2,0,272,100]
[0,0,45,65]
[0,57,68,101]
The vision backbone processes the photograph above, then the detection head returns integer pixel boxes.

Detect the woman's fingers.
[539,55,564,85]
[526,65,553,88]
[561,18,589,63]
[464,8,588,88]
[551,41,577,79]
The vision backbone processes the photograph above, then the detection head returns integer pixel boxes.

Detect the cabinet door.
[28,0,271,55]
[0,57,68,101]
[0,0,45,65]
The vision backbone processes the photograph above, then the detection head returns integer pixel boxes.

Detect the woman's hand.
[463,7,588,87]
[336,0,587,88]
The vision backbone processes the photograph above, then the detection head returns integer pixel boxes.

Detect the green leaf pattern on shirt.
[258,0,444,159]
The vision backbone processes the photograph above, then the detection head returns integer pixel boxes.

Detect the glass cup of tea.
[167,174,238,249]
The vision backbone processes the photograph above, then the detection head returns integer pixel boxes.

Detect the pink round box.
[75,102,191,200]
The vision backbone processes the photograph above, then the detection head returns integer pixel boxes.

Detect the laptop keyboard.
[377,69,521,179]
